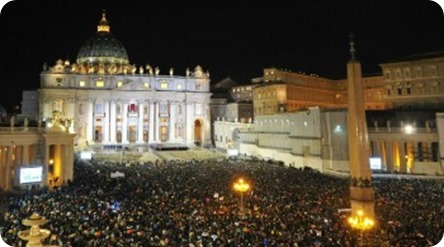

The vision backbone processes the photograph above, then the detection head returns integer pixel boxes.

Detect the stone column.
[203,102,212,146]
[149,101,155,142]
[0,145,6,190]
[4,145,14,190]
[138,101,144,143]
[22,145,29,166]
[169,101,176,142]
[122,103,128,144]
[386,141,394,173]
[110,100,116,143]
[155,101,160,142]
[86,100,94,142]
[66,143,74,182]
[399,142,407,173]
[103,101,110,143]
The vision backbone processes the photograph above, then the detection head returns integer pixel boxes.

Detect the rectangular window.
[160,82,168,89]
[96,104,103,114]
[177,84,183,90]
[117,81,123,87]
[144,82,150,88]
[96,81,105,87]
[79,81,85,87]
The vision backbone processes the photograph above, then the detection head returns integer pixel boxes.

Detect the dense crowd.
[1,157,443,246]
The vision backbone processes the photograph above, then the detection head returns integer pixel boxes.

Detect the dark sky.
[0,0,443,112]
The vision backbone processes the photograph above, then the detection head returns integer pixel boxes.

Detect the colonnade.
[369,139,439,173]
[0,129,75,191]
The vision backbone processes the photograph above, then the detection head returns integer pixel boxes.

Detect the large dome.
[76,13,129,65]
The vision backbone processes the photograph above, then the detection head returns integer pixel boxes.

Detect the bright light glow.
[20,166,43,184]
[334,125,342,133]
[369,157,382,170]
[233,178,250,193]
[96,81,105,87]
[348,210,375,230]
[404,124,415,134]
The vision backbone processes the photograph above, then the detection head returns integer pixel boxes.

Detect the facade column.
[185,100,192,145]
[149,101,155,142]
[122,103,128,144]
[86,100,94,142]
[155,101,160,142]
[103,100,110,143]
[110,100,116,143]
[138,101,144,143]
[204,102,212,146]
[169,101,176,142]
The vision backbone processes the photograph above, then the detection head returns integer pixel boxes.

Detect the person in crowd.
[1,158,443,246]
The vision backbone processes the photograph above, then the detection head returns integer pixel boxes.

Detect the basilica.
[37,12,212,149]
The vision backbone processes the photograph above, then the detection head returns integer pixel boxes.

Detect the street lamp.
[348,210,375,230]
[348,210,375,246]
[233,178,250,215]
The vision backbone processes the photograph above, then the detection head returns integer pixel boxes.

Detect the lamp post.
[233,178,250,215]
[348,210,375,246]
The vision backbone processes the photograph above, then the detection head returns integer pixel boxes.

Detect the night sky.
[0,0,443,112]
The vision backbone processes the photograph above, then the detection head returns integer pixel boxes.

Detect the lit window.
[96,81,105,87]
[117,81,123,87]
[79,81,85,87]
[144,82,150,88]
[161,82,168,89]
[177,84,183,90]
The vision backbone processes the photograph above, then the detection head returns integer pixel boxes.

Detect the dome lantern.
[97,11,110,33]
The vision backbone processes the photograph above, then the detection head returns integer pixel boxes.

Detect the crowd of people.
[1,157,443,246]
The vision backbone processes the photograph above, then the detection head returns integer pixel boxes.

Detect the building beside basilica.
[214,51,444,175]
[24,12,212,149]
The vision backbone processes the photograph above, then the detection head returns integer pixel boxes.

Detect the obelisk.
[347,34,375,221]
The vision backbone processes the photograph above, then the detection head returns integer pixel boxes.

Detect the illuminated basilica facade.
[38,13,212,148]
